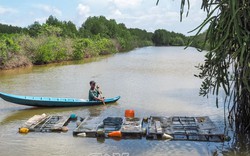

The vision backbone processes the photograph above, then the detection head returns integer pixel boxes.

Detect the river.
[0,46,228,156]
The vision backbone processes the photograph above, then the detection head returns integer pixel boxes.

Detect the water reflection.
[0,102,118,126]
[0,47,229,156]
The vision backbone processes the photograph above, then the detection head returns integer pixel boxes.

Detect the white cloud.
[0,0,207,35]
[77,4,90,16]
[0,6,17,15]
[189,0,201,8]
[0,20,11,25]
[112,9,122,16]
[106,0,207,34]
[75,4,91,26]
[111,0,142,9]
[34,17,47,24]
[109,6,179,26]
[36,4,62,16]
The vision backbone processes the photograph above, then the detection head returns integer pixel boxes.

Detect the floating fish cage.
[146,116,225,142]
[19,114,70,132]
[121,117,144,138]
[73,117,104,137]
[73,116,227,142]
[20,114,228,142]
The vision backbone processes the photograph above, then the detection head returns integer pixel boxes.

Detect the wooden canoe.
[0,92,120,107]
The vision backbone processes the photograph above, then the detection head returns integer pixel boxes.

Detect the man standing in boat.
[89,81,104,102]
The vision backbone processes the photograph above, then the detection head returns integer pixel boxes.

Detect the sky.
[0,0,207,35]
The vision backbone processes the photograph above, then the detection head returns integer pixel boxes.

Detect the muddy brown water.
[0,47,230,156]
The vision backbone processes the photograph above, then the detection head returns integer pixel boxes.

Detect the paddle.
[97,85,105,105]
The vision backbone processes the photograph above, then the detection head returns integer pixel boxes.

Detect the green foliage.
[17,35,40,57]
[129,28,153,41]
[35,41,55,64]
[0,35,31,69]
[28,21,42,37]
[152,29,187,46]
[46,15,78,38]
[40,24,63,36]
[172,0,250,143]
[0,40,8,64]
[0,35,20,64]
[95,38,117,55]
[78,16,153,51]
[188,31,209,50]
[152,29,170,46]
[61,21,78,38]
[33,36,67,64]
[172,37,184,46]
[0,14,187,70]
[0,23,23,34]
[128,28,154,47]
[46,15,61,27]
[27,16,78,38]
[73,37,117,60]
[80,16,117,38]
[73,38,94,60]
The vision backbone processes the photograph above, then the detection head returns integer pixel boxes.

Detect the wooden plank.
[52,116,70,131]
[29,116,49,130]
[22,114,48,129]
[155,121,162,134]
[25,115,71,132]
[39,116,53,130]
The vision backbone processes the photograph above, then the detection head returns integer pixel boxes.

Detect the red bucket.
[125,109,135,118]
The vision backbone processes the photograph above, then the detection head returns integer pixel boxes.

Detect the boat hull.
[0,92,120,107]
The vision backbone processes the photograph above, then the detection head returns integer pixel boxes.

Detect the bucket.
[125,109,135,118]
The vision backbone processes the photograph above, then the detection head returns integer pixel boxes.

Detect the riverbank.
[0,34,153,70]
[0,16,155,70]
[0,15,193,70]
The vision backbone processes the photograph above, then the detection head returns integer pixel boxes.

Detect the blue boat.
[0,92,120,107]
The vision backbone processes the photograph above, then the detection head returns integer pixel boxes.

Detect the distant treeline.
[152,29,186,46]
[0,15,204,69]
[188,32,208,50]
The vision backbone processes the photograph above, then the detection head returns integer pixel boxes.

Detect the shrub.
[33,36,67,64]
[73,38,97,60]
[95,38,117,55]
[18,35,39,59]
[62,38,74,59]
[0,35,20,66]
